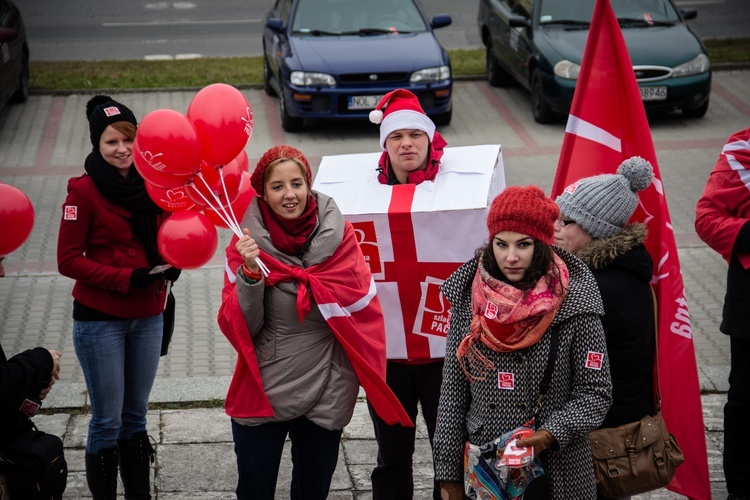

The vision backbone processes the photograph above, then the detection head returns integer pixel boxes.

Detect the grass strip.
[29,37,749,91]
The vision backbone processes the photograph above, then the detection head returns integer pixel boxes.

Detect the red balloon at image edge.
[157,211,218,270]
[0,183,35,255]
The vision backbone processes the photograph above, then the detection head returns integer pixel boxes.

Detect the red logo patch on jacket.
[585,351,604,370]
[64,205,78,220]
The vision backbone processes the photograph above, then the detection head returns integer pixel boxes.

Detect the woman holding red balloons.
[57,95,180,500]
[217,145,411,500]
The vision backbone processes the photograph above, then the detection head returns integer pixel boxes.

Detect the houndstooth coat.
[434,248,612,499]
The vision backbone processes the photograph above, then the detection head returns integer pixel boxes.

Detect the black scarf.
[84,151,164,267]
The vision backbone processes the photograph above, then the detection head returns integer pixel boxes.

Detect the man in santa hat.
[366,89,447,500]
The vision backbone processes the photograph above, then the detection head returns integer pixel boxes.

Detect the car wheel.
[531,69,556,124]
[486,45,511,87]
[263,56,275,97]
[279,92,303,132]
[683,99,709,119]
[432,108,452,126]
[11,52,29,104]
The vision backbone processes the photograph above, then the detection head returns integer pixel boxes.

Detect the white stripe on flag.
[318,277,377,320]
[566,115,622,152]
[225,259,237,284]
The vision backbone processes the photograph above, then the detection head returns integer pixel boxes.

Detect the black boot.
[118,431,155,499]
[85,446,118,500]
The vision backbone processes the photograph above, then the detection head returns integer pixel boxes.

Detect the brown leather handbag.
[589,287,684,497]
[589,410,684,497]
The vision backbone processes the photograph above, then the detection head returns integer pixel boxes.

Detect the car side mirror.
[0,27,19,44]
[509,16,531,29]
[266,18,284,33]
[680,8,697,21]
[431,14,452,30]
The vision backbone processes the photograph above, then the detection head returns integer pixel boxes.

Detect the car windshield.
[291,0,429,35]
[538,0,680,26]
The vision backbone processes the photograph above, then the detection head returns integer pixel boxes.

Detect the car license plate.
[640,86,667,101]
[348,95,384,110]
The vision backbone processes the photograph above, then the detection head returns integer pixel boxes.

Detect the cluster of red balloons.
[134,84,257,270]
[0,181,35,256]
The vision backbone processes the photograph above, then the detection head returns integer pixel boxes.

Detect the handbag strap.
[533,325,560,420]
[651,286,662,412]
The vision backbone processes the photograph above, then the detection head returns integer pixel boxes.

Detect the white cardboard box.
[313,144,505,360]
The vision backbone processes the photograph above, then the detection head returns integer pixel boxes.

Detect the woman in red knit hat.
[216,145,410,500]
[433,185,612,499]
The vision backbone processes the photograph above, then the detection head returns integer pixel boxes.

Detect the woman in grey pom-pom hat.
[555,157,657,498]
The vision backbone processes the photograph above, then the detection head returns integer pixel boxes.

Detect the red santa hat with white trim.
[369,89,436,150]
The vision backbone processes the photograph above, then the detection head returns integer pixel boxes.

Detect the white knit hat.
[555,157,654,239]
[369,89,435,150]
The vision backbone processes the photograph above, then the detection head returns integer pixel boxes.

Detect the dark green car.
[478,0,711,123]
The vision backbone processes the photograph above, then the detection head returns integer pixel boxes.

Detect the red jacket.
[695,127,750,269]
[57,174,168,318]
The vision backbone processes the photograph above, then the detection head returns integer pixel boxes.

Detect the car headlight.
[410,66,451,83]
[554,60,580,80]
[671,53,710,77]
[290,71,336,87]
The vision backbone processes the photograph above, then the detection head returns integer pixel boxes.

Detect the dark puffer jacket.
[434,248,612,499]
[576,223,656,428]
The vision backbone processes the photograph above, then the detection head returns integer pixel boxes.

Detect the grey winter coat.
[434,248,612,499]
[233,192,360,431]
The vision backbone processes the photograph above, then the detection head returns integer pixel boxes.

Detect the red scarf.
[256,195,318,255]
[456,255,569,381]
[377,131,447,185]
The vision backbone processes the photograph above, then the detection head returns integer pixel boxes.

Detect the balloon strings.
[192,171,270,277]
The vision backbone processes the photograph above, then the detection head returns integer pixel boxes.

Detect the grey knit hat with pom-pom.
[555,156,654,239]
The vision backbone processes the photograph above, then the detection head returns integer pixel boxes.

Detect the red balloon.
[0,184,35,255]
[187,84,253,166]
[158,212,218,270]
[185,158,243,209]
[133,140,193,189]
[135,109,202,176]
[204,172,256,228]
[145,182,195,213]
[236,149,249,172]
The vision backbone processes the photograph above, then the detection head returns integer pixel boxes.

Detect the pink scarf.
[456,254,569,381]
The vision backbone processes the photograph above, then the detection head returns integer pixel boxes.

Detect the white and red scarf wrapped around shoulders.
[696,127,750,269]
[217,222,412,427]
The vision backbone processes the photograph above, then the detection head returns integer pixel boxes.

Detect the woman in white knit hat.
[555,156,656,499]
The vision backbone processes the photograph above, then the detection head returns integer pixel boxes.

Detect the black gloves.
[162,267,182,282]
[130,267,182,288]
[129,268,161,289]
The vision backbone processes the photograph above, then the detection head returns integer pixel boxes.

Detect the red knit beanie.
[487,185,559,244]
[250,145,312,196]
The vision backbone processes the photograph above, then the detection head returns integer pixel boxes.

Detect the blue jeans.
[73,315,162,454]
[231,416,342,500]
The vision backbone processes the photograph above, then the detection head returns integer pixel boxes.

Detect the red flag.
[550,0,710,498]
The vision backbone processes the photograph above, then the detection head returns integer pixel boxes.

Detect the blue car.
[263,0,453,132]
[478,0,712,123]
